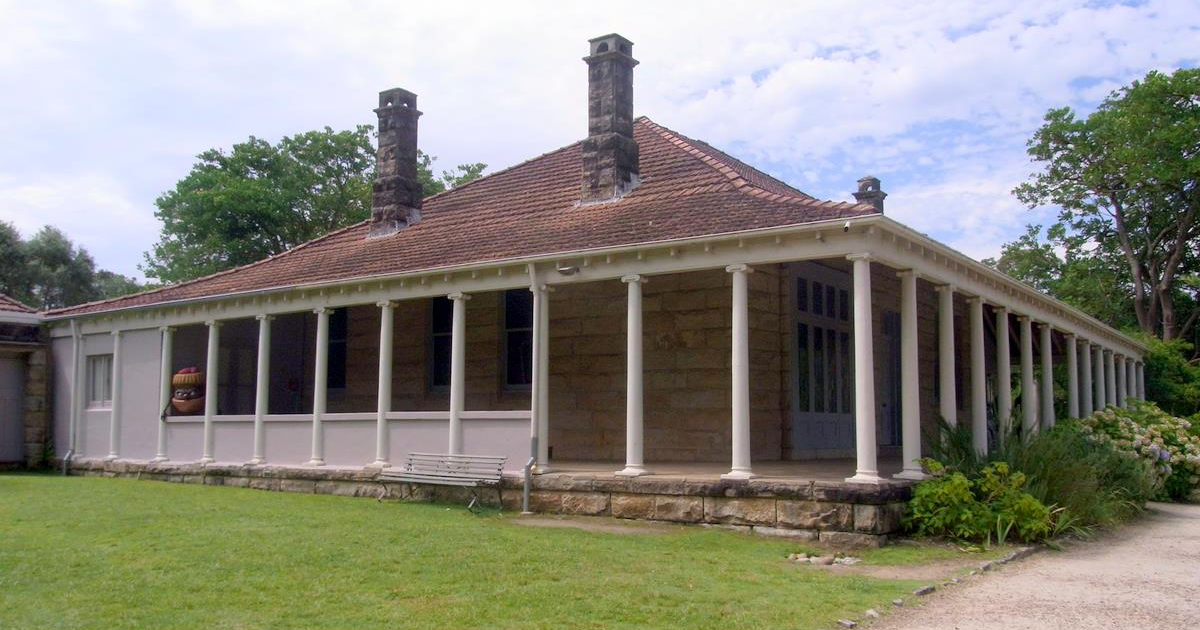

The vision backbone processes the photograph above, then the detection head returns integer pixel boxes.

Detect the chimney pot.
[369,88,423,238]
[853,175,886,212]
[581,34,640,204]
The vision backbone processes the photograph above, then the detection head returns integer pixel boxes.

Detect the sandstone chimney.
[581,34,639,204]
[853,176,886,212]
[369,88,423,237]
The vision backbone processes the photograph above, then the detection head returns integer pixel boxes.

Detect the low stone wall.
[64,458,912,547]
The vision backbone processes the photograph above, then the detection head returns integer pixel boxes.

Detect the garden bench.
[378,452,506,511]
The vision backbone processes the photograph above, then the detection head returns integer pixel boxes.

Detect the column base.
[198,456,215,465]
[893,469,928,481]
[532,464,552,475]
[103,455,119,462]
[369,460,391,469]
[845,471,884,484]
[150,456,169,463]
[615,465,651,477]
[246,457,265,466]
[306,458,326,467]
[720,468,756,481]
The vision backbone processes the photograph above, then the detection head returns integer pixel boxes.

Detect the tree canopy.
[0,222,144,310]
[1010,68,1199,343]
[142,125,486,284]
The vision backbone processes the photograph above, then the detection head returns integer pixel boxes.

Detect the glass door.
[789,261,854,454]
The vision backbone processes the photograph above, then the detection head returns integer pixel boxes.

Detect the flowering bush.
[1077,401,1200,501]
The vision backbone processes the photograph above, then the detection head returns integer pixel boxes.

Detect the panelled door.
[788,262,854,453]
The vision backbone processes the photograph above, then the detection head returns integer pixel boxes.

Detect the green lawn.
[2,473,961,630]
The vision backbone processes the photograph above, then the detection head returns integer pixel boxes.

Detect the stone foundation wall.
[65,458,911,546]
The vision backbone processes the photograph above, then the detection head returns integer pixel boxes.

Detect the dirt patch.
[508,514,686,535]
[823,557,979,581]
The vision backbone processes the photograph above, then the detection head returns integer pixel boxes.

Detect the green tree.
[1013,68,1200,341]
[144,126,486,284]
[0,221,32,304]
[0,222,147,310]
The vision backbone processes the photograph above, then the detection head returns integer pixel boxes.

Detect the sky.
[0,0,1196,281]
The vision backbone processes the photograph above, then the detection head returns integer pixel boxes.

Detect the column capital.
[159,325,177,333]
[965,295,985,305]
[205,319,221,328]
[725,263,753,274]
[255,313,275,321]
[447,292,471,301]
[1066,331,1077,340]
[375,300,396,309]
[895,269,918,280]
[845,252,872,263]
[313,306,333,315]
[621,274,647,284]
[1016,314,1032,323]
[934,283,957,293]
[995,305,1009,315]
[110,329,122,338]
[1039,321,1053,331]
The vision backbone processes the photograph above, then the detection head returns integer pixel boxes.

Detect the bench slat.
[376,452,507,489]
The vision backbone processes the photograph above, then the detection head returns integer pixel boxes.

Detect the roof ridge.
[0,293,35,313]
[43,220,368,316]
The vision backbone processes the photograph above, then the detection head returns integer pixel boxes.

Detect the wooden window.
[430,297,453,390]
[503,289,534,388]
[87,354,113,408]
[327,308,348,389]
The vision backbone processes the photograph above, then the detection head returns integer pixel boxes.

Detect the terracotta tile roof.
[48,117,878,317]
[0,293,35,314]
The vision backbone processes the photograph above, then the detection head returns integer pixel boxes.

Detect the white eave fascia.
[40,212,1149,355]
[0,311,42,324]
[871,215,1147,354]
[41,214,869,323]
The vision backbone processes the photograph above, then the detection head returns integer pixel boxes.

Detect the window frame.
[86,354,114,409]
[501,288,534,391]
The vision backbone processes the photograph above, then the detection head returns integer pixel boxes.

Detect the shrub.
[924,418,1157,535]
[904,460,1051,544]
[1077,401,1200,501]
[1143,336,1200,417]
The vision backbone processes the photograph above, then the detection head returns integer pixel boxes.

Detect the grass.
[3,473,974,630]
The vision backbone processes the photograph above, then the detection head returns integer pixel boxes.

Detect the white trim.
[165,410,532,424]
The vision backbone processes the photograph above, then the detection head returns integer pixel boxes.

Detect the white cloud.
[0,0,1195,279]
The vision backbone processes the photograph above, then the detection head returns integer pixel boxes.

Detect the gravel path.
[875,502,1200,630]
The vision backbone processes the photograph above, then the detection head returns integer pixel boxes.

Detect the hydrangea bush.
[1077,401,1200,500]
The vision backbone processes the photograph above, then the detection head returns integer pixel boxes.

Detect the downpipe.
[521,436,537,514]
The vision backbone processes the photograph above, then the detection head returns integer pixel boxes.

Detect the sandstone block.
[777,501,853,530]
[854,502,907,534]
[819,531,886,549]
[753,526,818,540]
[653,495,703,522]
[611,493,655,519]
[279,478,317,493]
[561,492,609,516]
[703,497,776,526]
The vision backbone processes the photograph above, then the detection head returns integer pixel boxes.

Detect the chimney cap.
[377,88,418,111]
[586,33,635,59]
[853,176,886,211]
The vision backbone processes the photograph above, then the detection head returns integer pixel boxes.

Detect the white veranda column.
[896,271,924,479]
[309,307,331,466]
[618,275,649,476]
[153,326,174,462]
[995,307,1013,436]
[373,302,395,467]
[968,298,988,455]
[1079,341,1093,417]
[1104,349,1117,407]
[1126,358,1136,403]
[1065,333,1079,419]
[1039,323,1055,429]
[250,314,272,465]
[846,254,881,484]
[1116,356,1127,407]
[1018,316,1036,436]
[723,264,755,480]
[201,320,220,464]
[1093,345,1105,410]
[1137,362,1145,400]
[530,285,551,472]
[106,330,123,461]
[936,285,957,426]
[448,293,470,455]
[68,322,82,460]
